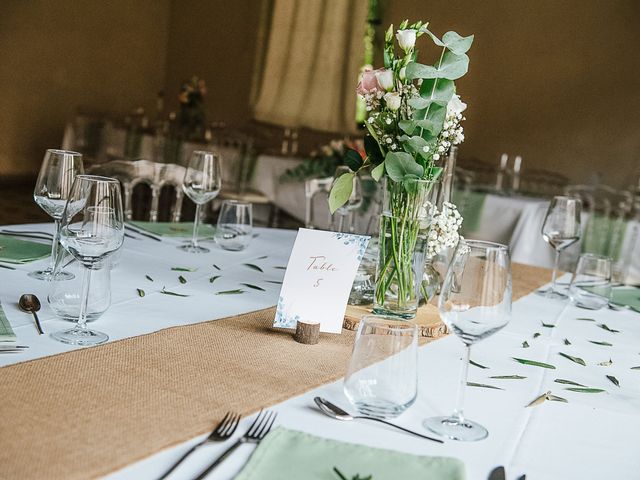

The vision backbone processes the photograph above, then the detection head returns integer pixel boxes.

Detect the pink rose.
[356,68,388,96]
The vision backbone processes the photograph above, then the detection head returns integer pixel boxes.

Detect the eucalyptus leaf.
[171,267,197,272]
[489,375,526,380]
[423,29,474,55]
[145,275,153,282]
[160,287,189,297]
[419,78,455,103]
[606,375,620,387]
[385,152,424,182]
[371,162,385,181]
[178,275,187,284]
[469,359,488,369]
[209,275,221,284]
[467,382,503,390]
[565,387,605,393]
[558,352,586,366]
[136,288,145,297]
[554,379,586,387]
[343,148,364,172]
[240,283,266,292]
[513,357,556,369]
[589,340,613,346]
[598,323,620,333]
[328,172,355,214]
[405,51,470,81]
[215,289,245,295]
[243,263,264,273]
[398,119,417,135]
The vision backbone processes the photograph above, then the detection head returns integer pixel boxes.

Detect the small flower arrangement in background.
[177,76,207,140]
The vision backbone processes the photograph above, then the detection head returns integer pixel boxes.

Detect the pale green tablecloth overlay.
[610,286,640,312]
[0,236,50,264]
[129,221,217,238]
[235,428,465,480]
[452,190,486,235]
[0,303,16,342]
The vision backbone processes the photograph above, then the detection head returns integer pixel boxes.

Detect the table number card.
[274,229,370,334]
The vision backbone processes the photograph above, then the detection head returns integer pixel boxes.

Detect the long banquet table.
[1,223,639,479]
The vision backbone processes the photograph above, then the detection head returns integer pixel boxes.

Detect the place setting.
[1,4,640,480]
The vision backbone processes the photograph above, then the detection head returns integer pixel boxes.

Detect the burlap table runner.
[0,263,550,480]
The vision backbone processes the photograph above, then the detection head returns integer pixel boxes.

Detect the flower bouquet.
[329,20,473,318]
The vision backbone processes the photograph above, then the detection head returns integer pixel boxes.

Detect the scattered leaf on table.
[160,287,189,297]
[256,255,268,260]
[522,341,530,348]
[178,275,187,284]
[489,375,526,380]
[274,266,287,270]
[630,366,640,370]
[469,359,488,369]
[589,340,613,346]
[527,391,551,407]
[241,283,266,292]
[541,322,555,328]
[547,394,568,403]
[513,357,556,369]
[576,317,595,322]
[467,382,503,390]
[243,263,264,273]
[564,338,571,345]
[145,275,154,282]
[558,352,586,366]
[598,359,613,367]
[136,288,145,297]
[209,275,221,284]
[565,387,605,393]
[265,280,283,285]
[215,289,245,295]
[554,379,586,387]
[171,267,197,272]
[533,332,541,339]
[213,264,221,271]
[606,375,620,387]
[598,323,620,333]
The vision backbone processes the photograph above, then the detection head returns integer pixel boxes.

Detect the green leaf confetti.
[213,264,221,271]
[489,375,526,380]
[558,352,586,366]
[178,275,187,284]
[513,357,556,369]
[467,382,503,390]
[576,317,595,322]
[554,379,586,387]
[606,375,620,387]
[240,283,266,292]
[215,289,245,295]
[160,287,189,297]
[209,275,221,284]
[589,340,613,346]
[136,288,145,297]
[145,275,153,282]
[522,341,530,348]
[541,322,555,328]
[469,359,488,369]
[171,267,197,272]
[243,263,264,273]
[598,323,620,333]
[598,359,613,367]
[564,338,571,345]
[565,387,605,393]
[533,332,541,339]
[265,280,283,285]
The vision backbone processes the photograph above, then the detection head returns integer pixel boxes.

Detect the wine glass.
[180,151,222,253]
[50,175,124,346]
[29,149,84,280]
[423,239,512,441]
[331,166,362,232]
[214,200,253,251]
[537,196,582,299]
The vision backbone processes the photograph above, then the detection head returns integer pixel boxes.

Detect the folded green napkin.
[452,189,486,234]
[129,221,217,238]
[235,428,465,480]
[0,236,51,264]
[0,303,16,342]
[610,286,640,312]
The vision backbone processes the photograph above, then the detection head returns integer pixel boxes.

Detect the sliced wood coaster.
[343,303,448,339]
[293,321,320,345]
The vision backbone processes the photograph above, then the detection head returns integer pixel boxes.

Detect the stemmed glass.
[180,151,222,253]
[537,196,582,299]
[50,175,124,346]
[29,149,84,280]
[331,166,362,232]
[424,240,512,441]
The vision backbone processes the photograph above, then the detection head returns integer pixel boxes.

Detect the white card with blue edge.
[274,229,370,334]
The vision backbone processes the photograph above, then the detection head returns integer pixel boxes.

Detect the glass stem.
[337,214,345,233]
[192,204,201,248]
[49,219,61,272]
[77,266,92,330]
[551,249,561,292]
[452,344,471,424]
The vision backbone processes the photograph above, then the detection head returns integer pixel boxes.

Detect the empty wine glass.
[424,240,512,441]
[50,175,124,346]
[538,196,582,299]
[331,166,362,232]
[180,151,222,253]
[29,149,84,280]
[569,253,612,310]
[214,200,253,251]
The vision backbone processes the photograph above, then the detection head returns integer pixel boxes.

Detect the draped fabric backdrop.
[251,0,366,134]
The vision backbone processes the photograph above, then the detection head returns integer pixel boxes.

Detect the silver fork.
[193,409,277,480]
[157,411,241,480]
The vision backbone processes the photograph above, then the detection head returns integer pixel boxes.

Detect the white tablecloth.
[1,223,639,479]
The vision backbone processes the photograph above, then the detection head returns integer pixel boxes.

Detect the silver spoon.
[314,397,443,443]
[19,294,44,335]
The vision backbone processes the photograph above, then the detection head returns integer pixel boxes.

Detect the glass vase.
[374,178,440,319]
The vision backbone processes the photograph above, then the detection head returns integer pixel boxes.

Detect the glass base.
[28,269,75,281]
[372,305,416,320]
[423,415,488,441]
[352,398,413,419]
[535,289,567,300]
[178,243,210,254]
[50,326,109,346]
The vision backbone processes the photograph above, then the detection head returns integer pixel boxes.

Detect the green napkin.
[0,236,51,264]
[235,428,465,480]
[610,286,640,312]
[581,215,627,260]
[452,190,486,235]
[129,221,217,238]
[0,303,16,342]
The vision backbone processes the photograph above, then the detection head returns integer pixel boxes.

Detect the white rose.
[447,94,467,116]
[396,29,417,52]
[384,92,401,111]
[375,69,394,92]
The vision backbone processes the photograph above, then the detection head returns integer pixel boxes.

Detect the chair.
[304,177,333,229]
[89,160,186,222]
[518,168,568,197]
[61,112,111,164]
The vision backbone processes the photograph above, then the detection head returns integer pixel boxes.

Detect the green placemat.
[0,236,51,264]
[0,303,17,342]
[129,221,217,238]
[610,286,640,312]
[452,190,487,234]
[235,428,465,480]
